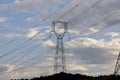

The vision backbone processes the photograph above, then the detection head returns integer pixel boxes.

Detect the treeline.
[11,72,120,80]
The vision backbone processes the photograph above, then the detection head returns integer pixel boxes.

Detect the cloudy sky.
[0,0,120,79]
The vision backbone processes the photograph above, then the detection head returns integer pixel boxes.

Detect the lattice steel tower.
[52,21,68,74]
[114,51,120,75]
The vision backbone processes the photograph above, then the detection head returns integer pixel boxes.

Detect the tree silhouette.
[11,72,120,80]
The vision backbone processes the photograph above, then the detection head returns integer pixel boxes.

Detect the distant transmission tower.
[114,51,120,75]
[52,21,68,74]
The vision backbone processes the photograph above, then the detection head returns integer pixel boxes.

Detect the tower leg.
[53,38,66,74]
[114,52,120,75]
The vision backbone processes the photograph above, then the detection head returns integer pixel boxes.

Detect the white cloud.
[25,17,34,21]
[66,37,120,51]
[69,29,80,35]
[106,32,120,38]
[68,64,88,71]
[66,38,97,48]
[65,37,120,65]
[0,28,40,38]
[0,18,8,22]
[24,28,39,38]
[42,40,55,47]
[0,63,15,80]
[88,27,99,33]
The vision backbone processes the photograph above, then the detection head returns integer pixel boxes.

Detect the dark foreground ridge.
[11,72,120,80]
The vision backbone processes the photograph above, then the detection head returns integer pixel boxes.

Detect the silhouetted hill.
[11,72,120,80]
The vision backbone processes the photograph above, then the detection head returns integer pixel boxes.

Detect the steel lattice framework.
[114,51,120,75]
[52,21,68,74]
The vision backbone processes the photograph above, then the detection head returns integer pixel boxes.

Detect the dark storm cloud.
[67,47,116,64]
[106,19,120,26]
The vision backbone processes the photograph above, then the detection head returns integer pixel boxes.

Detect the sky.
[0,0,120,80]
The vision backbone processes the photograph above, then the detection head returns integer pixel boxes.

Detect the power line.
[0,39,33,59]
[0,23,40,49]
[0,0,89,63]
[0,26,48,60]
[0,0,89,58]
[54,0,85,21]
[80,10,118,34]
[9,49,52,74]
[89,12,120,39]
[2,29,53,64]
[0,0,69,50]
[3,0,114,63]
[1,0,117,75]
[67,0,103,24]
[51,0,103,38]
[1,0,103,56]
[0,0,79,60]
[10,45,41,65]
[68,8,119,40]
[43,0,102,42]
[0,33,49,66]
[42,0,73,22]
[2,41,40,64]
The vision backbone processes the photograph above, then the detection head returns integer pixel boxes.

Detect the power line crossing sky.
[0,0,120,80]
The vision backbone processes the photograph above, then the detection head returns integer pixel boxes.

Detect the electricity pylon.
[114,51,120,75]
[52,21,68,74]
